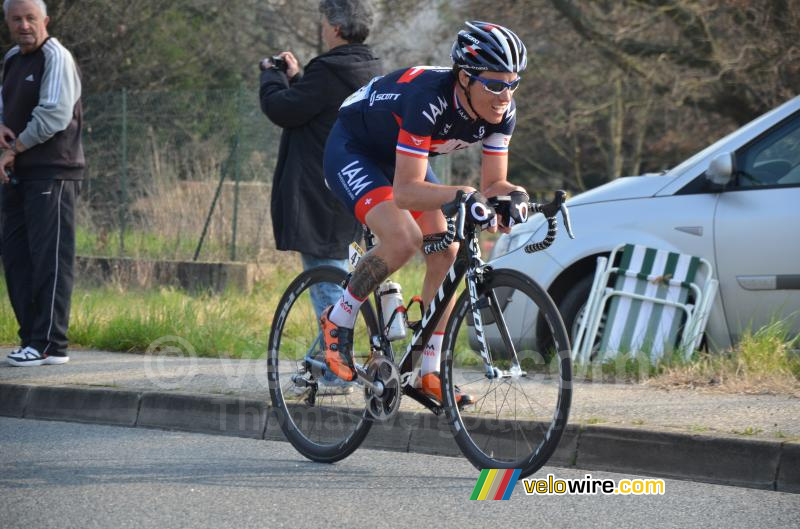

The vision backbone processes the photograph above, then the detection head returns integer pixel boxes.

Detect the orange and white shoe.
[320,306,357,382]
[420,371,474,408]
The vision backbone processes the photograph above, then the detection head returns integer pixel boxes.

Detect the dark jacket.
[2,37,84,180]
[260,43,382,258]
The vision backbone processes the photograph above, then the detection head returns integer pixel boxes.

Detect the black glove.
[464,191,497,230]
[500,191,530,228]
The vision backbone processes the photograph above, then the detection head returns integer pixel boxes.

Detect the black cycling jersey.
[338,66,515,163]
[323,66,516,223]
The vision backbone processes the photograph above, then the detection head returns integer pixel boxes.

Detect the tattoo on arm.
[349,254,390,299]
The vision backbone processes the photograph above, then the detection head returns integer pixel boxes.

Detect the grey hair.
[319,0,373,44]
[3,0,47,17]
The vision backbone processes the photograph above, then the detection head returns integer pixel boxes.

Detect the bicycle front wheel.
[268,266,377,463]
[441,268,572,479]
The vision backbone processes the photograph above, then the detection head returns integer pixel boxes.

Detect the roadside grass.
[647,318,800,396]
[0,296,17,344]
[75,226,259,262]
[569,316,799,396]
[0,264,298,358]
[0,257,428,359]
[2,256,797,397]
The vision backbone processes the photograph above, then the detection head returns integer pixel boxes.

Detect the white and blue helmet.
[451,21,527,73]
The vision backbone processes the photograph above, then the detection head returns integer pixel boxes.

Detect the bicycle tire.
[440,268,572,479]
[268,266,377,463]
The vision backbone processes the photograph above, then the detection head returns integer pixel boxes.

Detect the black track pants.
[1,179,78,356]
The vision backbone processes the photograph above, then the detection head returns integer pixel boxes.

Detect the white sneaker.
[44,354,70,365]
[7,347,69,367]
[7,346,45,366]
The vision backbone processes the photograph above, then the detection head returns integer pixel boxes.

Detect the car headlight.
[490,218,546,260]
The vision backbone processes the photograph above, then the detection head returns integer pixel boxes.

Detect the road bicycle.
[267,190,575,479]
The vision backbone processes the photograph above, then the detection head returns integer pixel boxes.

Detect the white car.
[490,95,800,352]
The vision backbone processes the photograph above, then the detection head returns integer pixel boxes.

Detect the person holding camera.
[259,0,381,392]
[259,0,381,288]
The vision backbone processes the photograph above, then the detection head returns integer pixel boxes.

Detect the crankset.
[362,356,402,421]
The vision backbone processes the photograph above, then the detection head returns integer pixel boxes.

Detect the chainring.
[364,356,402,421]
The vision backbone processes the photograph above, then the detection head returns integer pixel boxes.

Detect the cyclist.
[321,21,531,406]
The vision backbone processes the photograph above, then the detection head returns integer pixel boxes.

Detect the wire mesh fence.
[80,86,280,263]
[79,85,453,264]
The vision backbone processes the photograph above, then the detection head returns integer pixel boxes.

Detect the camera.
[270,55,288,72]
[4,168,17,186]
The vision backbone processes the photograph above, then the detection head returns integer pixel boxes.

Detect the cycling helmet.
[451,20,527,73]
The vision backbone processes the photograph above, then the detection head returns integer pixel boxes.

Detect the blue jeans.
[300,254,348,319]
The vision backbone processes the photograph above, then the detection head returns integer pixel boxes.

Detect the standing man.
[1,0,83,366]
[259,0,382,317]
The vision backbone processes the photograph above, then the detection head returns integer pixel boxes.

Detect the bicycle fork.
[466,267,527,380]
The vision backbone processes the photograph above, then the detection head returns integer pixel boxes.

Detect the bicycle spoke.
[505,381,558,418]
[493,379,514,421]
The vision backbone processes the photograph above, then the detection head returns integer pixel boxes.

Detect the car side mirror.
[705,152,734,186]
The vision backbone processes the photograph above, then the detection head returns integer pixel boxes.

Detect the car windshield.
[662,96,800,179]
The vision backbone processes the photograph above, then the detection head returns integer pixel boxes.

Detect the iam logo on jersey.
[470,469,521,500]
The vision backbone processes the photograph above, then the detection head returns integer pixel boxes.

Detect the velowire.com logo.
[470,469,521,500]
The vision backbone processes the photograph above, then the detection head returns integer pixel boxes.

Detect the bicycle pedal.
[290,373,314,388]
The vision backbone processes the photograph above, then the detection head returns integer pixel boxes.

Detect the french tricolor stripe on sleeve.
[396,129,431,159]
[482,132,510,156]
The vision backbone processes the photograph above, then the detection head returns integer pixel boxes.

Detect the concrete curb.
[26,385,139,426]
[137,392,267,439]
[1,382,796,493]
[0,383,28,417]
[777,443,800,494]
[574,425,783,490]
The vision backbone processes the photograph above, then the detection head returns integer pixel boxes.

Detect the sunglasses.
[466,72,522,95]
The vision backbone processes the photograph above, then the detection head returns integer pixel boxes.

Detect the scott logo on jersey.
[370,92,401,106]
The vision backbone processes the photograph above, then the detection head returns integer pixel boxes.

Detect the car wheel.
[557,275,594,347]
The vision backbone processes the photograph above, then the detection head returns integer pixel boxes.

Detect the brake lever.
[457,201,466,240]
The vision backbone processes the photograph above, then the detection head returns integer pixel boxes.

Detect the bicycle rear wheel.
[441,268,571,479]
[268,266,377,463]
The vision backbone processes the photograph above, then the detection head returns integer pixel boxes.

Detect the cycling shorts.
[324,120,440,224]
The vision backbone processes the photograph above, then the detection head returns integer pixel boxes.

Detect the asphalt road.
[0,418,797,529]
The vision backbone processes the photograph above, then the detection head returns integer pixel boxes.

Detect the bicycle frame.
[272,190,574,472]
[360,222,520,415]
[301,192,572,414]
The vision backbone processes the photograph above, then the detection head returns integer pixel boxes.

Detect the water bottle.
[378,281,407,341]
